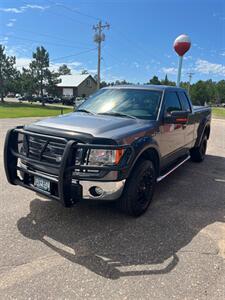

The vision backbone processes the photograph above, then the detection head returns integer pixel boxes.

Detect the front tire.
[190,135,207,162]
[119,159,156,217]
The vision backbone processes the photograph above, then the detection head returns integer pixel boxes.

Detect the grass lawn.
[0,101,73,118]
[212,107,225,119]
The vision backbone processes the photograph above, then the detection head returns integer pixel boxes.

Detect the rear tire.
[190,135,207,162]
[118,159,156,217]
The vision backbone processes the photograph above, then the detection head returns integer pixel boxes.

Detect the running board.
[157,155,190,182]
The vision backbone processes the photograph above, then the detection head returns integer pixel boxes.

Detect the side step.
[157,155,190,182]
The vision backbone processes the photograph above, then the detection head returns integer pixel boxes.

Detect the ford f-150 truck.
[4,85,211,216]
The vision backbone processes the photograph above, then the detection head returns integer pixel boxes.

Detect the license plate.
[34,176,50,192]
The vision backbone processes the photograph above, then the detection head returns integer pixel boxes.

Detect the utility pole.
[187,72,194,95]
[93,20,110,89]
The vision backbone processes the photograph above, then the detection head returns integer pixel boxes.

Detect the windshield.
[77,88,162,120]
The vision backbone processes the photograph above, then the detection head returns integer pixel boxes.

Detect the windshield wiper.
[76,109,95,115]
[98,111,137,119]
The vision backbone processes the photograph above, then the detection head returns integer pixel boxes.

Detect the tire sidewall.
[200,136,207,159]
[122,160,156,217]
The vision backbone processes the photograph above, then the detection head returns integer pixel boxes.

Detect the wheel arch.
[128,146,161,178]
[195,120,211,147]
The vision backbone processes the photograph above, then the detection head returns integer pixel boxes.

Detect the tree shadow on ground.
[17,154,225,279]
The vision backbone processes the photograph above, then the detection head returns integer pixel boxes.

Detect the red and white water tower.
[173,34,191,86]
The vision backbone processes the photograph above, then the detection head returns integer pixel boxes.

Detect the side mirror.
[164,111,189,124]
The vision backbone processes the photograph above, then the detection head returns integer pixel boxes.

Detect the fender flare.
[195,119,211,148]
[127,136,161,177]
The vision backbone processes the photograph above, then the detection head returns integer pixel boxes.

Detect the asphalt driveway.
[0,118,225,299]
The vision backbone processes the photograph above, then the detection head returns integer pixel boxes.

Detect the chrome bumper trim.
[73,179,126,201]
[19,162,125,202]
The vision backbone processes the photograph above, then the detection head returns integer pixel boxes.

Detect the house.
[57,74,97,98]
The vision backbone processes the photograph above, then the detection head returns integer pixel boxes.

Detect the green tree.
[180,81,189,92]
[20,68,37,97]
[190,80,216,105]
[161,74,175,86]
[58,64,71,75]
[30,46,50,105]
[6,69,21,95]
[45,70,61,96]
[149,75,161,85]
[0,45,16,102]
[100,81,108,88]
[162,74,169,85]
[215,80,225,104]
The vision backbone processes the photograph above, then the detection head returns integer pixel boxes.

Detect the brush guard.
[4,127,134,207]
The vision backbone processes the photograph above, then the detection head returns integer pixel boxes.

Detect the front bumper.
[36,178,125,201]
[4,127,133,206]
[78,179,125,200]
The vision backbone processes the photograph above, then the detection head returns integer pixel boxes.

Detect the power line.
[52,1,100,21]
[93,21,110,89]
[9,27,90,48]
[44,0,97,26]
[21,0,94,27]
[15,48,97,69]
[51,48,97,62]
[0,34,90,50]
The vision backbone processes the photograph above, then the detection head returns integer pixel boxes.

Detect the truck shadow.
[17,154,225,279]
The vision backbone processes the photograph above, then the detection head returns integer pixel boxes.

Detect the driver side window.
[163,92,182,117]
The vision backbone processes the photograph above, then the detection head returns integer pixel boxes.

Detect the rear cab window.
[178,92,192,112]
[163,92,182,117]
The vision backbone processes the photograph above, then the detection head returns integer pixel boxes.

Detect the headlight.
[88,149,123,166]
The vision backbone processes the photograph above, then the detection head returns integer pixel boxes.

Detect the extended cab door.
[178,91,195,150]
[158,91,186,164]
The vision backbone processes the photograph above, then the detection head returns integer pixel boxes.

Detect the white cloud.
[0,4,49,14]
[6,17,16,27]
[0,8,24,13]
[15,58,84,74]
[195,59,225,76]
[161,67,177,75]
[86,69,97,75]
[220,52,225,56]
[0,36,9,45]
[183,55,192,61]
[69,61,82,67]
[6,22,14,27]
[24,5,48,10]
[15,57,31,70]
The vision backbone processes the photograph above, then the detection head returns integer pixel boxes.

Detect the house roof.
[57,74,91,87]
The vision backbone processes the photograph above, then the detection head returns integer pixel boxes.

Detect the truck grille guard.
[4,126,134,207]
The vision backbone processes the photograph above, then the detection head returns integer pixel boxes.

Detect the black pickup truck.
[4,85,211,216]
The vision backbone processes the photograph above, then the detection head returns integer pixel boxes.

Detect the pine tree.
[58,64,71,75]
[30,46,50,105]
[0,45,16,102]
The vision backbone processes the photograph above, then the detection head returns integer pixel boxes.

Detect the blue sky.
[0,0,224,83]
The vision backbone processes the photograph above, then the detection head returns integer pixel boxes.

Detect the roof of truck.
[103,85,186,92]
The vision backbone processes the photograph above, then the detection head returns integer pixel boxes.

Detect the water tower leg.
[176,55,183,87]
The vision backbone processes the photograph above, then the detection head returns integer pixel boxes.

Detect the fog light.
[89,186,104,197]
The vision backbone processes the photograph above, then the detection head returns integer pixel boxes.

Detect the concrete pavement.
[0,118,225,299]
